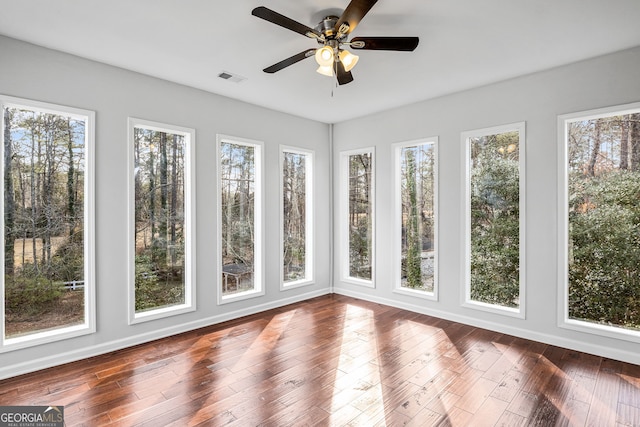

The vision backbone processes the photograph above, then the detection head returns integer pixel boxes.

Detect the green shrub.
[4,275,64,315]
[134,254,184,311]
[569,170,640,329]
[470,141,520,307]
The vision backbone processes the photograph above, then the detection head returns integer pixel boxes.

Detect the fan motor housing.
[315,16,346,42]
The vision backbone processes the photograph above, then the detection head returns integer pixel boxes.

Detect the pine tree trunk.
[148,133,156,263]
[30,117,38,272]
[4,108,15,275]
[405,149,422,288]
[630,113,640,171]
[159,132,168,265]
[170,135,178,261]
[67,118,76,237]
[620,117,629,170]
[587,120,601,176]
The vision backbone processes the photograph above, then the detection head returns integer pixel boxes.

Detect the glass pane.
[400,144,435,292]
[282,151,307,283]
[469,131,520,308]
[133,127,186,313]
[3,107,86,338]
[220,141,255,295]
[348,153,373,280]
[567,113,640,330]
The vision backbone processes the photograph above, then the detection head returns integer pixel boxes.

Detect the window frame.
[462,122,526,318]
[339,147,376,288]
[392,137,439,300]
[279,145,315,290]
[0,95,96,352]
[127,118,196,324]
[216,134,265,304]
[557,102,640,343]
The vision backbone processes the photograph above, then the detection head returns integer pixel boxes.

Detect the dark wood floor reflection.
[1,294,639,426]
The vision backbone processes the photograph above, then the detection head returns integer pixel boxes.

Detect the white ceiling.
[1,0,639,124]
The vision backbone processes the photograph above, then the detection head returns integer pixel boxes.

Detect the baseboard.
[333,288,640,366]
[0,288,330,380]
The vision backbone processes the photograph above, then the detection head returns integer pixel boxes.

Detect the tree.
[469,132,520,307]
[620,116,629,170]
[587,120,601,176]
[170,134,178,264]
[221,142,256,271]
[567,112,640,329]
[157,132,168,264]
[133,127,186,310]
[3,108,15,274]
[348,153,372,279]
[404,148,422,288]
[3,106,87,337]
[282,152,306,281]
[630,113,640,171]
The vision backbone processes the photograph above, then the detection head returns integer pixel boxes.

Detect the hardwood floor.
[1,294,639,426]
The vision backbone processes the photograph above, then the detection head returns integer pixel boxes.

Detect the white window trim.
[0,95,96,352]
[558,102,640,343]
[392,137,439,301]
[127,118,196,324]
[339,147,376,288]
[279,145,315,290]
[216,134,265,304]
[462,122,526,319]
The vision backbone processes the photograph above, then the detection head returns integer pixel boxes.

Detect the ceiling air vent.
[217,71,247,83]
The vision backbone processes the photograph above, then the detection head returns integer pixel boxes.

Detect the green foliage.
[470,132,520,307]
[569,170,640,329]
[49,234,84,282]
[349,217,372,279]
[134,254,184,312]
[404,149,422,288]
[4,275,64,315]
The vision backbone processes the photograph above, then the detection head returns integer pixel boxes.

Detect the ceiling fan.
[251,0,419,85]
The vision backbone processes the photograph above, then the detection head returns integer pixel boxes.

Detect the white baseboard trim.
[0,288,330,380]
[333,288,640,366]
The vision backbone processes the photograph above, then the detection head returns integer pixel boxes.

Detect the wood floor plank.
[495,410,528,426]
[0,294,638,426]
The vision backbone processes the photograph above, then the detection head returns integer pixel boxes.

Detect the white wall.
[332,46,640,364]
[0,36,331,379]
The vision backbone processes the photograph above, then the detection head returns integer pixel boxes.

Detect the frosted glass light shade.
[316,65,334,77]
[339,50,359,72]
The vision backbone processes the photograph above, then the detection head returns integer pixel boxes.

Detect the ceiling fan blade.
[335,61,354,85]
[252,6,322,39]
[350,36,419,51]
[263,49,316,74]
[335,0,379,35]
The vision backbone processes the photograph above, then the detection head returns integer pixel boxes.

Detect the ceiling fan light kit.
[251,0,418,85]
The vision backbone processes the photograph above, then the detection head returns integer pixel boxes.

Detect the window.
[559,103,640,341]
[393,138,438,299]
[1,95,95,350]
[128,118,195,323]
[280,146,314,289]
[463,123,525,317]
[340,148,375,287]
[217,135,264,303]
